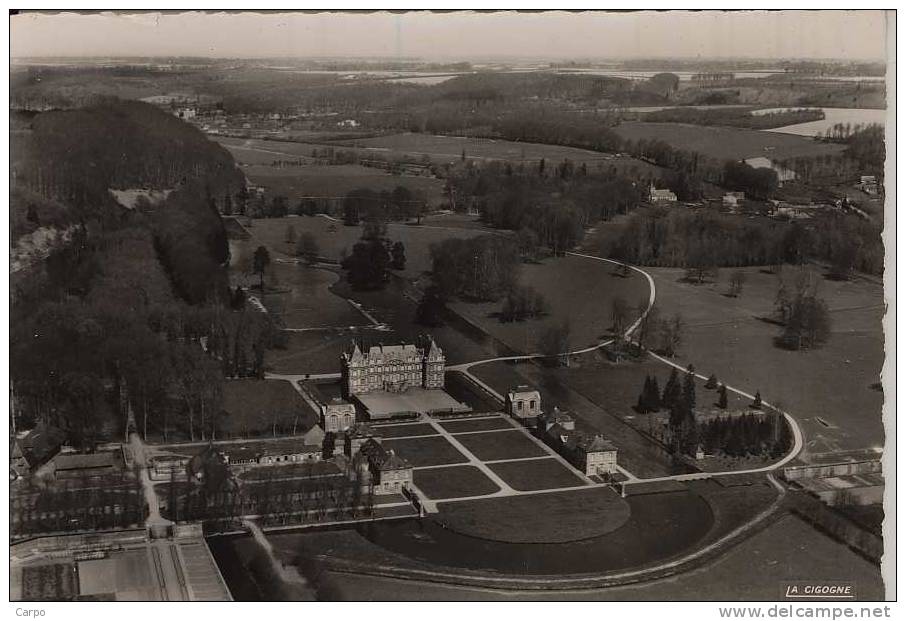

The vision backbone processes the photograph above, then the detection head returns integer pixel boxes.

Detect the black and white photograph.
[7,8,896,608]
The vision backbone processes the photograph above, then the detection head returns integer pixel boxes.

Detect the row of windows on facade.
[350,365,440,376]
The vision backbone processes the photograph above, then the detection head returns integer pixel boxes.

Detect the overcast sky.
[10,10,889,61]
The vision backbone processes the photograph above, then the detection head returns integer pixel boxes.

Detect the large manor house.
[342,337,445,396]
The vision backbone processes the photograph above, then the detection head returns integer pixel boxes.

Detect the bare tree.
[539,320,572,367]
[611,296,629,339]
[728,270,746,297]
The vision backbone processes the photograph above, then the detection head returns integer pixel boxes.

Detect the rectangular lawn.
[455,430,548,461]
[440,417,513,434]
[381,436,468,467]
[489,458,587,491]
[413,465,500,500]
[371,423,437,439]
[220,379,319,439]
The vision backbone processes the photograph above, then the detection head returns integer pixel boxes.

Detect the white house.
[723,191,745,208]
[506,386,542,420]
[321,398,356,433]
[649,185,678,203]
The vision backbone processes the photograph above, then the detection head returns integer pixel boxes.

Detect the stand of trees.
[10,100,262,448]
[699,411,792,458]
[415,285,447,327]
[449,163,644,255]
[539,320,572,367]
[774,278,832,351]
[611,207,880,276]
[499,285,548,322]
[645,107,824,130]
[429,235,520,302]
[636,368,793,460]
[342,239,391,290]
[665,367,699,455]
[341,186,427,225]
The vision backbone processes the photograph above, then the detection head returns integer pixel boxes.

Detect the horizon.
[10,10,890,62]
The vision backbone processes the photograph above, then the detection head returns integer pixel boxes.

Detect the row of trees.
[429,235,521,302]
[12,473,146,537]
[612,208,817,270]
[165,465,376,526]
[342,186,428,225]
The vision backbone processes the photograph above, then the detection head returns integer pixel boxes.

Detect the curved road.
[254,249,808,590]
[446,250,804,483]
[265,249,804,483]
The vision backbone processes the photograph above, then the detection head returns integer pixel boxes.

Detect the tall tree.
[252,245,270,291]
[391,241,406,270]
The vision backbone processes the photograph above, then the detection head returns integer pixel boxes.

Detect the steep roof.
[367,343,420,361]
[546,409,574,424]
[426,337,443,358]
[379,450,412,471]
[508,386,540,399]
[546,423,574,444]
[576,434,617,453]
[16,424,66,468]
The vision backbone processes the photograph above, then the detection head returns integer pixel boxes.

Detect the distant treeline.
[644,107,825,130]
[608,207,882,276]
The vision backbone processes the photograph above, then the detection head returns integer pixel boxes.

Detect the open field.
[439,417,513,433]
[613,121,846,161]
[489,458,586,491]
[329,132,661,170]
[217,136,447,205]
[242,163,448,205]
[454,430,548,461]
[310,514,883,600]
[434,487,631,543]
[413,465,501,499]
[265,330,350,375]
[381,436,468,467]
[450,253,650,353]
[238,214,489,278]
[220,378,319,439]
[636,263,884,458]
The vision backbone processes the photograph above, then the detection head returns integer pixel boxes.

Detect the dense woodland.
[608,207,882,276]
[11,101,258,447]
